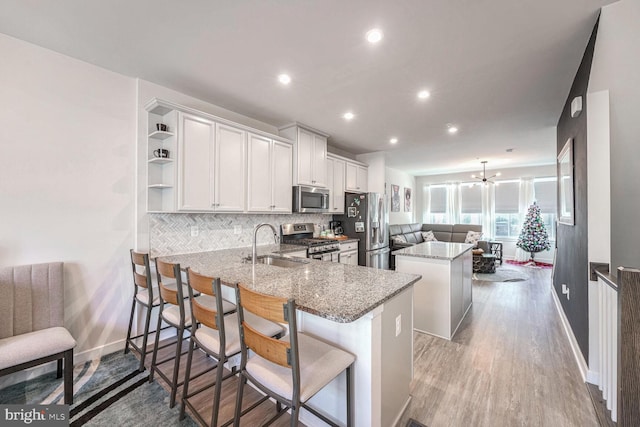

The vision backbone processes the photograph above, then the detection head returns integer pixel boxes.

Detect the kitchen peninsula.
[158,245,420,427]
[394,242,473,340]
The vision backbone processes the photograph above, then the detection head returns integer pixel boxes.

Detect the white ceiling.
[0,0,613,176]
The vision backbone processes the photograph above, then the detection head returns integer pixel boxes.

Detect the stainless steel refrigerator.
[334,192,389,269]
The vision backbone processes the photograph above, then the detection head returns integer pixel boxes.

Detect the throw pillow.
[465,230,483,245]
[421,230,438,242]
[392,235,407,244]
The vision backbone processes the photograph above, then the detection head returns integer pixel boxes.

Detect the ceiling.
[0,0,613,176]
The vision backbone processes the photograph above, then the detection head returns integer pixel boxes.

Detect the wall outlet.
[395,315,402,337]
[190,226,199,237]
[234,225,242,235]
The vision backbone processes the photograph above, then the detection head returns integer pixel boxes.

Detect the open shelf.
[148,157,173,165]
[148,130,175,141]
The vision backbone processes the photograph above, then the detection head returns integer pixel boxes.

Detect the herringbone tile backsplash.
[149,213,330,256]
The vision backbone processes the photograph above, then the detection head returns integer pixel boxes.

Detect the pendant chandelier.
[471,161,501,185]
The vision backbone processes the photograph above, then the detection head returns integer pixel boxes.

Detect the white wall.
[588,0,640,271]
[385,167,416,224]
[0,33,137,384]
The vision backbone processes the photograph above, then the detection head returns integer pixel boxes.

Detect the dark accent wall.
[554,19,599,363]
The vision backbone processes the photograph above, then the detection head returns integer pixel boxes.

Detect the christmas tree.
[516,202,551,265]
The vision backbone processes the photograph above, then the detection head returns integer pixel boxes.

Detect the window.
[460,183,482,225]
[534,178,557,241]
[494,180,520,238]
[425,185,447,224]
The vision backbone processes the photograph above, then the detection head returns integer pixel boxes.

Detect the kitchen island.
[393,242,473,340]
[157,245,420,427]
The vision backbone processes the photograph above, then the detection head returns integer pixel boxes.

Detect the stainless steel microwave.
[292,185,330,213]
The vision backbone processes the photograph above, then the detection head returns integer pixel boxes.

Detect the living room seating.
[0,262,76,404]
[389,223,483,269]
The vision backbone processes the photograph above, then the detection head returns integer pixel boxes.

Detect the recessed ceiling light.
[278,74,291,85]
[390,137,398,144]
[447,125,459,134]
[343,112,355,121]
[366,28,383,44]
[417,90,430,99]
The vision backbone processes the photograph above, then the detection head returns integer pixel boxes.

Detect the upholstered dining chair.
[233,283,355,427]
[0,262,76,404]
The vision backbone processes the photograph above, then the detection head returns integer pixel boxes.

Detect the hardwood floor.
[398,266,598,427]
[144,266,596,426]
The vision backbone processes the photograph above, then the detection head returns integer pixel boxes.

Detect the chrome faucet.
[252,223,280,264]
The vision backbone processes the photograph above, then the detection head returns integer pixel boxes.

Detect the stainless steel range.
[281,223,340,262]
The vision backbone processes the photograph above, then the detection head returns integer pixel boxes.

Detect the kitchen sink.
[255,255,310,268]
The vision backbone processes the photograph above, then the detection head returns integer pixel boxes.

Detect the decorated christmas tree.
[516,202,551,265]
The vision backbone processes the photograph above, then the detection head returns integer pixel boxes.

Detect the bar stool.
[149,259,192,408]
[124,250,162,372]
[149,258,238,408]
[181,269,285,426]
[234,284,356,427]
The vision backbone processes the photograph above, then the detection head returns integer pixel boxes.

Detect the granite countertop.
[392,241,474,260]
[157,244,420,323]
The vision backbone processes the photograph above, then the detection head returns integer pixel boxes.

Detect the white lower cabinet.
[339,241,359,265]
[177,112,246,212]
[247,133,293,213]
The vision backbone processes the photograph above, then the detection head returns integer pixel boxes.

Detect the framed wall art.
[558,138,574,225]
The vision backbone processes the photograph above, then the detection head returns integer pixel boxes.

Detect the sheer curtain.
[515,178,535,261]
[482,183,495,239]
[422,185,431,223]
[447,183,460,224]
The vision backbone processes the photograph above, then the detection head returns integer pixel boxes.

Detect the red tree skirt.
[506,259,553,269]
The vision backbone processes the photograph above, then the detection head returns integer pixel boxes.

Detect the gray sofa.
[389,223,483,269]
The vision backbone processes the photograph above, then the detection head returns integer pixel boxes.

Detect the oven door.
[293,186,330,213]
[311,251,339,262]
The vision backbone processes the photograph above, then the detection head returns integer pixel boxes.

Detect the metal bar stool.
[234,283,356,427]
[124,250,168,372]
[149,259,192,408]
[181,269,285,426]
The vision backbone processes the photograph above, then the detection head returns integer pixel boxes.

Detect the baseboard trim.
[393,396,412,427]
[551,287,588,381]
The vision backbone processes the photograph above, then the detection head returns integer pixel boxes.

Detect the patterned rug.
[473,266,528,282]
[0,351,196,426]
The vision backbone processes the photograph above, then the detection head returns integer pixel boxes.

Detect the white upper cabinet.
[177,113,246,212]
[345,162,368,192]
[144,99,293,214]
[247,133,292,213]
[271,140,293,212]
[327,155,346,214]
[178,112,215,211]
[279,124,328,188]
[214,123,246,212]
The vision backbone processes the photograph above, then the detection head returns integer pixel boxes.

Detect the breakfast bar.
[158,245,420,427]
[394,241,474,340]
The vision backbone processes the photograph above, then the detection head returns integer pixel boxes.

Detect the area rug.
[473,267,528,282]
[0,351,196,426]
